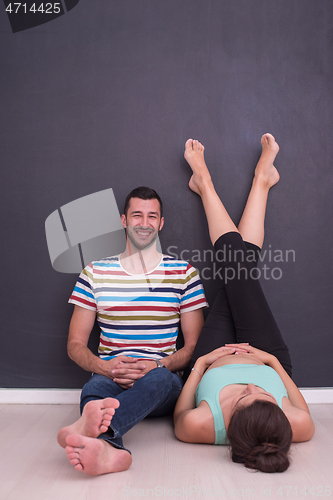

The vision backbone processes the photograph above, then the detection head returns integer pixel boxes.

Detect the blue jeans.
[80,367,183,453]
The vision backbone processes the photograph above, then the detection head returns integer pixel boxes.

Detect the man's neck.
[120,242,162,275]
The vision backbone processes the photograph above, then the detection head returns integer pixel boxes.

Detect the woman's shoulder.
[282,399,315,442]
[175,403,215,444]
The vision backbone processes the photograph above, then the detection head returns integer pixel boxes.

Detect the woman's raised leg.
[184,139,240,360]
[185,136,291,375]
[237,133,280,248]
[184,139,239,246]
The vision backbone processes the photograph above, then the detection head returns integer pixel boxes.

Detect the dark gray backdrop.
[1,0,332,389]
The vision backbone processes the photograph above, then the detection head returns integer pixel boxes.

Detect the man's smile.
[135,229,153,236]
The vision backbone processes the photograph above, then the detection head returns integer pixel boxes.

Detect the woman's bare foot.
[57,398,119,448]
[65,435,132,476]
[184,139,212,196]
[254,133,280,189]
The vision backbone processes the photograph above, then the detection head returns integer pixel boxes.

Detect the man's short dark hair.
[123,187,163,218]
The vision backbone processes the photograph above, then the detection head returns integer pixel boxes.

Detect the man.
[57,186,207,475]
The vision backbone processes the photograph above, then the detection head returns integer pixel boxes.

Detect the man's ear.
[159,217,165,231]
[121,214,127,229]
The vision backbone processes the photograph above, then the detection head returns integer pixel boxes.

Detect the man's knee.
[144,367,183,393]
[80,374,122,411]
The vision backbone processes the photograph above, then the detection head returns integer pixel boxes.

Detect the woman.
[174,134,315,473]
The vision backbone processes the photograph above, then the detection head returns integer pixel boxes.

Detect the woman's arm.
[268,356,315,442]
[268,357,309,411]
[173,357,206,423]
[173,361,208,443]
[174,347,236,442]
[226,343,315,442]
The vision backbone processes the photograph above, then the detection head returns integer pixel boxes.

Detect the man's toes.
[104,409,115,419]
[104,409,115,418]
[102,416,112,425]
[67,451,78,460]
[66,434,84,448]
[69,457,80,466]
[103,398,119,410]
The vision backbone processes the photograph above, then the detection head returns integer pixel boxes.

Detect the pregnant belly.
[208,353,264,371]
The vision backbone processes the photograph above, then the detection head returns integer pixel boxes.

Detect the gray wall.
[1,0,332,389]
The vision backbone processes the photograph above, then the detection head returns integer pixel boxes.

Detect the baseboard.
[300,388,333,404]
[0,389,81,404]
[0,388,332,405]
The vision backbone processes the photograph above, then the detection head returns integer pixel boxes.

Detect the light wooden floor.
[0,404,332,500]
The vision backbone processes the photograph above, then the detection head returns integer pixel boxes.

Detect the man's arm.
[161,308,204,371]
[67,305,145,385]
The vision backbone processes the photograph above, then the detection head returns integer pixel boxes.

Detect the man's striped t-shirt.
[69,254,208,361]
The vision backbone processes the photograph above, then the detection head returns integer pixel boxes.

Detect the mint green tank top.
[195,364,288,445]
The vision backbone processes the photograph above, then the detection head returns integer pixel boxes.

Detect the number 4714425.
[276,486,331,496]
[5,3,62,14]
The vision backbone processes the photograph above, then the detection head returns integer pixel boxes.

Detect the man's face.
[121,197,164,251]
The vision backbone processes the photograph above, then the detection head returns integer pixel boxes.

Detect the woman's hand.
[225,343,276,366]
[195,346,238,372]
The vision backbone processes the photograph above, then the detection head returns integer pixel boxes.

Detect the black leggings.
[191,232,292,377]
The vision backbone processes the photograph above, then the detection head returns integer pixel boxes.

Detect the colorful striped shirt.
[69,254,208,361]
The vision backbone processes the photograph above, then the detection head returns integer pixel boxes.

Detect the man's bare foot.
[254,133,280,189]
[184,139,212,195]
[65,435,132,476]
[57,398,119,448]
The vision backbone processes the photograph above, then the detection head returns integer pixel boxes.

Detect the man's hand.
[99,356,139,379]
[111,358,158,389]
[67,306,161,388]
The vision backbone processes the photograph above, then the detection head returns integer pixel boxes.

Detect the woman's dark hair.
[123,187,163,218]
[226,400,293,473]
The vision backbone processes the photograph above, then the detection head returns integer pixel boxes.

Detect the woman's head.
[226,400,293,473]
